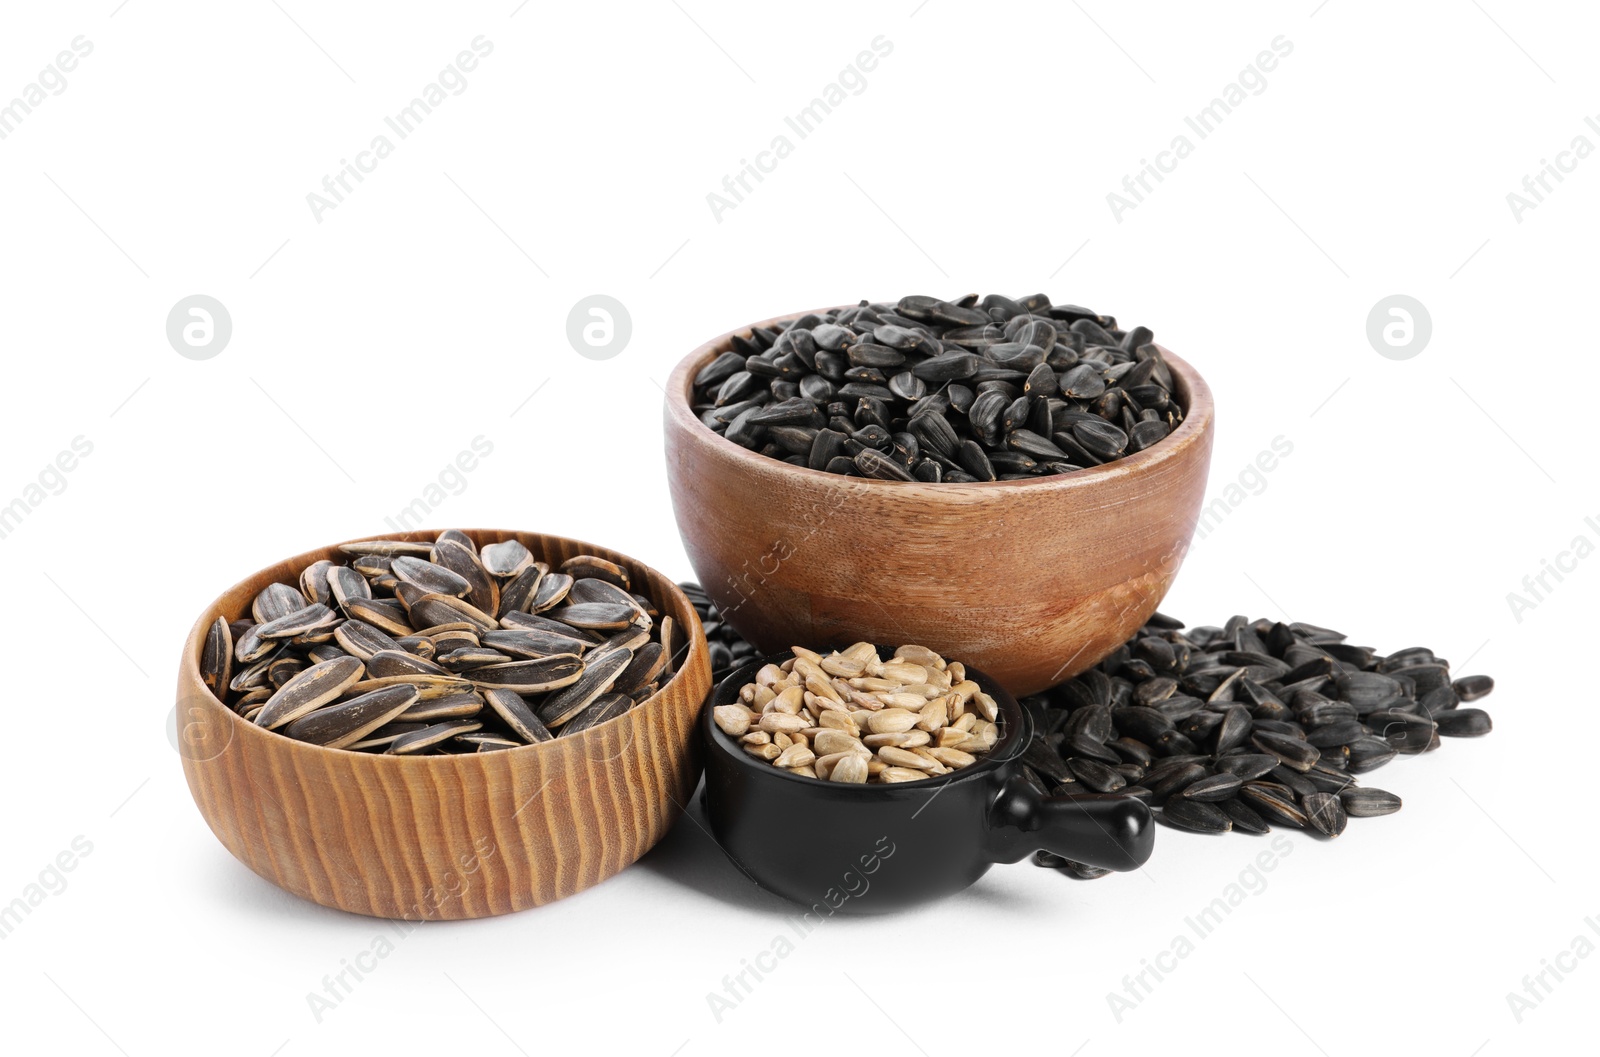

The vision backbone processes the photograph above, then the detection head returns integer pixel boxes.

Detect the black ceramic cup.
[699,650,1155,914]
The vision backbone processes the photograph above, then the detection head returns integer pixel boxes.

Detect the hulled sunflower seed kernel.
[713,705,754,737]
[722,643,999,784]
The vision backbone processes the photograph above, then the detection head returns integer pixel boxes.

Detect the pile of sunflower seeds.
[681,582,759,684]
[199,532,676,753]
[683,587,1496,873]
[689,293,1182,481]
[712,642,999,783]
[1023,613,1494,878]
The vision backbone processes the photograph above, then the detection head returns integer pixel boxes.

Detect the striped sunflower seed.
[480,540,535,578]
[391,556,473,598]
[254,657,366,730]
[386,720,483,755]
[431,539,500,615]
[282,685,419,749]
[201,533,676,753]
[560,692,634,736]
[482,687,554,744]
[536,649,632,727]
[199,617,233,702]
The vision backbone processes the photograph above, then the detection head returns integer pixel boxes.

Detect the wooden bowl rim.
[178,528,710,769]
[665,305,1214,493]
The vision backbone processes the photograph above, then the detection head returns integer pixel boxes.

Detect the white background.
[1,1,1594,1054]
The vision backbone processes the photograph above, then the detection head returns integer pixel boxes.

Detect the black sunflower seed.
[1162,799,1231,834]
[1435,708,1492,737]
[1178,774,1242,802]
[1366,710,1436,754]
[1219,797,1271,834]
[1239,784,1307,829]
[1251,730,1320,772]
[1339,787,1402,817]
[1212,753,1278,781]
[1303,792,1348,837]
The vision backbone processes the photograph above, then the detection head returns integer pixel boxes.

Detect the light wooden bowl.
[663,309,1215,697]
[176,529,711,920]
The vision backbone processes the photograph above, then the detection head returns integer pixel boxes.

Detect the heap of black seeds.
[682,588,1494,874]
[688,293,1183,482]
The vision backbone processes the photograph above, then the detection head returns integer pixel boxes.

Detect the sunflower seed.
[408,593,499,635]
[560,692,634,735]
[366,649,448,678]
[470,655,585,693]
[457,733,522,752]
[1435,708,1492,737]
[482,627,591,658]
[1146,762,1208,804]
[1212,753,1278,781]
[336,540,432,558]
[1239,785,1307,829]
[495,565,541,618]
[252,583,307,624]
[1366,710,1436,754]
[1339,787,1401,817]
[300,560,335,606]
[396,691,485,722]
[347,722,428,751]
[1346,737,1398,773]
[482,688,554,744]
[328,566,371,608]
[1066,757,1126,792]
[830,754,870,783]
[478,540,535,579]
[386,720,484,755]
[561,555,630,590]
[1219,797,1271,834]
[332,619,402,661]
[200,617,232,701]
[282,685,419,749]
[1251,730,1320,772]
[536,649,632,727]
[1303,792,1348,837]
[1178,774,1242,802]
[391,556,472,597]
[256,603,337,641]
[1162,799,1231,834]
[432,539,501,615]
[436,647,509,671]
[343,598,412,637]
[550,602,640,631]
[254,657,366,730]
[615,642,666,694]
[266,654,305,688]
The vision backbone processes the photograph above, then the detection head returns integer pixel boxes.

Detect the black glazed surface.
[699,649,1154,913]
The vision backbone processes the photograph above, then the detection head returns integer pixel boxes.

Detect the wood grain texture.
[663,309,1215,697]
[176,529,711,920]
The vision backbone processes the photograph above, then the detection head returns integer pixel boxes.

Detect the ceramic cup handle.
[984,774,1155,872]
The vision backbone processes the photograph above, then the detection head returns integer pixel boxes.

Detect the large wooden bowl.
[176,529,711,920]
[663,310,1215,697]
